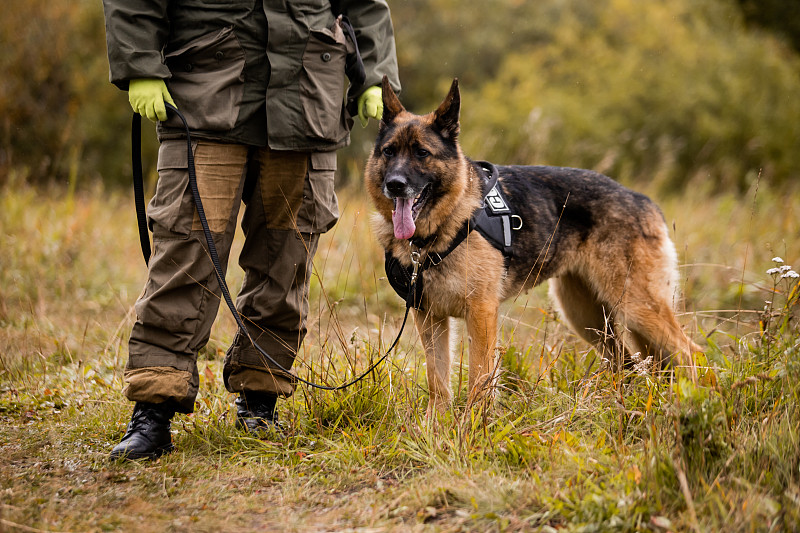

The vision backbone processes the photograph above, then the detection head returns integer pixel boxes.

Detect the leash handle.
[130,103,406,391]
[131,112,151,265]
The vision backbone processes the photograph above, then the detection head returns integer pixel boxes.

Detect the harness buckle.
[511,215,523,231]
[429,251,445,267]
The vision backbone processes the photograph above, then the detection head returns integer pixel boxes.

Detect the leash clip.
[409,245,422,284]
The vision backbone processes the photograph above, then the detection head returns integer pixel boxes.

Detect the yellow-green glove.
[357,86,383,127]
[128,78,176,122]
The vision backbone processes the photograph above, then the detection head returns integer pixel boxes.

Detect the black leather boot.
[235,392,278,436]
[109,402,175,460]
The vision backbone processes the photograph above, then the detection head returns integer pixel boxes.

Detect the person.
[102,0,400,460]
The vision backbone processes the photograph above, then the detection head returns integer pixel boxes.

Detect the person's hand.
[357,86,383,127]
[128,78,176,122]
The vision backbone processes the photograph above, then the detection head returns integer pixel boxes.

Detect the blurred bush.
[0,0,155,187]
[394,0,800,193]
[1,0,798,193]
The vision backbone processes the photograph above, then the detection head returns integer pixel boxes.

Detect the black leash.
[132,104,410,391]
[131,113,151,264]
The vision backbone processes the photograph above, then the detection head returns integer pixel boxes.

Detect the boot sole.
[109,443,174,461]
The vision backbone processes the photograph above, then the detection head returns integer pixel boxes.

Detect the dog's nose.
[384,174,408,196]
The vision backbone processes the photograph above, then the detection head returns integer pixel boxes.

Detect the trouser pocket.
[298,151,339,233]
[150,139,197,237]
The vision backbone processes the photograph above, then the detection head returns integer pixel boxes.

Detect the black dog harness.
[385,161,522,309]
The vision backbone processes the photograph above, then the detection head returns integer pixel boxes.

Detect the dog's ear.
[432,78,460,139]
[381,75,405,125]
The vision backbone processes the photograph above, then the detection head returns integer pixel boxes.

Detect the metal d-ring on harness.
[131,104,411,391]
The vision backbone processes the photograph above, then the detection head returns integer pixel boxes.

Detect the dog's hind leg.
[620,236,701,380]
[414,310,453,415]
[621,299,701,380]
[548,272,627,367]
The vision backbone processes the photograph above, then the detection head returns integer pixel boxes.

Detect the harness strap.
[473,160,515,253]
[420,216,475,270]
[477,160,500,193]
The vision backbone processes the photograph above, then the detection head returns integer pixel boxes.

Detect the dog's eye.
[415,148,430,159]
[382,146,395,158]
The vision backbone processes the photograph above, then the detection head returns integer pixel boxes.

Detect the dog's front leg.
[465,300,499,404]
[414,309,452,416]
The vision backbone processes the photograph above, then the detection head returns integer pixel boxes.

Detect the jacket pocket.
[164,27,245,132]
[300,20,349,142]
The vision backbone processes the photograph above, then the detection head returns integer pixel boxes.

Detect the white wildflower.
[769,265,793,275]
[632,354,653,376]
[782,270,799,279]
[772,256,784,263]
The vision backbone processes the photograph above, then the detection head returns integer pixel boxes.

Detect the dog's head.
[365,77,468,241]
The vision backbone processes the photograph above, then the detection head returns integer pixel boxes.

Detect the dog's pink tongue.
[392,198,416,240]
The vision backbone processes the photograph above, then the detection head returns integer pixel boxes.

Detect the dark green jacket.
[103,0,400,151]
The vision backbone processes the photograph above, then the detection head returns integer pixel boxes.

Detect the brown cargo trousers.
[124,139,338,412]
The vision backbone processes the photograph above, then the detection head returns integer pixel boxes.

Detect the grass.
[1,173,799,532]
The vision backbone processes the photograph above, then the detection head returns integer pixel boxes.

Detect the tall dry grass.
[1,176,798,531]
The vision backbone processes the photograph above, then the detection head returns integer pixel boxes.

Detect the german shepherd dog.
[366,77,701,414]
